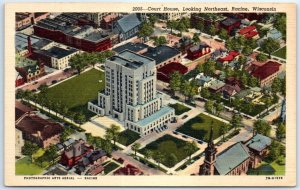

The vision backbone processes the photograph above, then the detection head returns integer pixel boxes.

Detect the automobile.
[182,135,188,138]
[197,140,203,144]
[182,115,188,119]
[173,131,178,135]
[52,80,58,84]
[33,81,38,85]
[63,68,69,72]
[31,89,37,93]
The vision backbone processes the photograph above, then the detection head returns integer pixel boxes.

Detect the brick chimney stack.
[27,36,32,56]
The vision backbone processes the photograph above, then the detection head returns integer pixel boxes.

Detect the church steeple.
[199,124,217,175]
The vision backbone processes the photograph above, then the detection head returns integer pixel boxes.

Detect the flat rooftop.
[16,55,38,68]
[142,45,180,65]
[113,42,149,54]
[136,106,174,127]
[34,46,78,59]
[15,33,40,51]
[109,50,154,70]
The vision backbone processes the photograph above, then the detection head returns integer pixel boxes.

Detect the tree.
[216,103,224,116]
[176,22,187,36]
[205,100,215,113]
[187,80,198,102]
[208,25,217,36]
[256,53,268,62]
[274,13,286,37]
[196,63,204,74]
[218,28,228,40]
[169,71,182,95]
[102,140,113,155]
[268,141,282,162]
[264,97,273,111]
[131,142,141,158]
[144,150,153,160]
[195,20,204,32]
[22,141,39,163]
[138,22,154,41]
[44,145,58,166]
[238,36,247,47]
[231,113,242,131]
[148,15,158,26]
[271,77,282,94]
[200,87,211,99]
[184,141,198,161]
[166,20,177,34]
[61,105,69,120]
[241,73,248,87]
[180,80,190,101]
[247,38,258,49]
[74,112,86,125]
[226,38,234,50]
[203,60,216,76]
[232,98,242,112]
[281,77,286,96]
[153,151,164,167]
[192,33,200,43]
[69,54,87,75]
[154,36,167,46]
[242,45,253,56]
[276,123,286,141]
[249,76,258,87]
[253,120,271,136]
[106,124,121,147]
[220,124,229,142]
[168,153,178,167]
[261,38,280,58]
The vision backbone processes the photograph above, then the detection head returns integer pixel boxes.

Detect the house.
[208,80,225,93]
[220,17,241,35]
[193,73,215,92]
[211,48,226,60]
[85,164,105,175]
[15,71,25,87]
[245,134,271,168]
[266,28,282,41]
[251,61,282,87]
[60,139,93,168]
[186,42,212,61]
[199,127,251,175]
[217,51,240,66]
[15,100,36,123]
[142,45,181,68]
[222,84,241,98]
[175,36,194,54]
[114,164,143,175]
[238,25,259,39]
[113,42,149,54]
[75,149,107,175]
[157,62,188,83]
[101,14,119,30]
[15,55,45,83]
[113,13,142,41]
[235,87,262,100]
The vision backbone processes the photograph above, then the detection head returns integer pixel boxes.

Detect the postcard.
[4,2,296,186]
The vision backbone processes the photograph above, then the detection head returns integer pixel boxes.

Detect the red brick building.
[238,25,259,39]
[220,17,241,35]
[186,42,211,61]
[157,62,188,83]
[251,61,282,87]
[33,17,112,52]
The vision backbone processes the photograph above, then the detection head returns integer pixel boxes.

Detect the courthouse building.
[88,50,175,136]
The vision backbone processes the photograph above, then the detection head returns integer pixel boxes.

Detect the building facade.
[88,50,175,136]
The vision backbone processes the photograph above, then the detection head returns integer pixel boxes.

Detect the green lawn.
[16,156,46,175]
[177,113,229,142]
[104,162,120,174]
[272,46,286,59]
[42,69,105,119]
[32,148,45,160]
[169,103,191,115]
[139,134,199,168]
[247,157,285,175]
[117,130,140,146]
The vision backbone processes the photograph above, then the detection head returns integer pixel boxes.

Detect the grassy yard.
[32,148,45,160]
[104,162,120,174]
[41,69,105,119]
[16,156,47,175]
[117,130,140,146]
[247,157,285,175]
[139,134,199,168]
[272,46,286,59]
[169,103,191,115]
[176,113,229,142]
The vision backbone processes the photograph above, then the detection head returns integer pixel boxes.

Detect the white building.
[88,50,175,136]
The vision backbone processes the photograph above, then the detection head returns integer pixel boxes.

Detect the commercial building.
[113,13,142,41]
[88,50,175,136]
[33,16,112,52]
[251,61,282,87]
[186,42,212,61]
[16,12,50,31]
[157,62,188,83]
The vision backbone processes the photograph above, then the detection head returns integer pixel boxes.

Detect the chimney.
[27,36,32,56]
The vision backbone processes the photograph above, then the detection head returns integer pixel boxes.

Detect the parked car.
[182,115,188,119]
[182,135,188,138]
[52,80,58,84]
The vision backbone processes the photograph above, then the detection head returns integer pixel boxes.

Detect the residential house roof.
[114,164,143,175]
[142,45,180,65]
[246,134,272,152]
[15,101,35,122]
[251,61,281,81]
[267,28,282,40]
[86,164,104,175]
[239,25,256,35]
[64,140,92,159]
[222,84,241,96]
[215,142,250,175]
[194,73,213,86]
[221,17,239,26]
[217,51,239,62]
[157,62,188,82]
[188,42,210,53]
[116,13,141,33]
[34,46,78,59]
[209,80,225,91]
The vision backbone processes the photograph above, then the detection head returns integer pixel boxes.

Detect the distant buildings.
[238,25,259,39]
[220,17,241,35]
[190,13,226,32]
[113,42,149,54]
[88,50,175,136]
[16,12,50,31]
[114,164,143,175]
[251,61,282,87]
[186,42,212,61]
[113,13,142,41]
[33,16,112,52]
[217,51,240,66]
